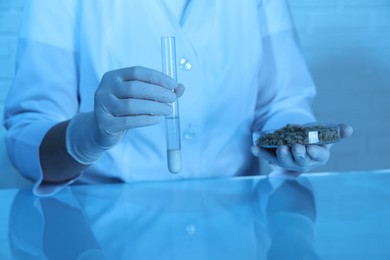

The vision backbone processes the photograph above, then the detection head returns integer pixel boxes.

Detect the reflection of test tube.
[161,37,182,173]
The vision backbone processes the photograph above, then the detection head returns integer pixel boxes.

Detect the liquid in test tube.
[161,37,182,173]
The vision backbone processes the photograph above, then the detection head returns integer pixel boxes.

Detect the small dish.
[254,124,340,148]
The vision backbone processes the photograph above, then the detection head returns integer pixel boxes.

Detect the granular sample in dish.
[256,124,340,148]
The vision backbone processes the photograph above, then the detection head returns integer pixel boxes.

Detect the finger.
[276,145,295,168]
[339,124,353,139]
[175,83,185,97]
[105,115,162,133]
[291,144,309,166]
[306,145,330,163]
[112,80,177,103]
[116,66,179,90]
[108,99,173,117]
[251,145,260,157]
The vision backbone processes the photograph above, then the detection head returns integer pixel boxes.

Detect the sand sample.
[257,124,340,147]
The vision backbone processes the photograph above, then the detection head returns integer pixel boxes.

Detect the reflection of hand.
[8,190,106,259]
[66,66,184,164]
[267,179,316,220]
[251,124,353,172]
[266,179,321,260]
[41,198,105,260]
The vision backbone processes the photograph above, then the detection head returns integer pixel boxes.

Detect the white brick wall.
[290,0,390,171]
[0,0,389,188]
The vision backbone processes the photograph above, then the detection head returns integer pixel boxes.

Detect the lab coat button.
[179,58,192,71]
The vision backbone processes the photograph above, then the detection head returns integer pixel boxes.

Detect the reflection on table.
[7,175,320,260]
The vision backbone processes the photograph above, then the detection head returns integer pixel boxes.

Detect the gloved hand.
[66,66,184,164]
[251,124,353,172]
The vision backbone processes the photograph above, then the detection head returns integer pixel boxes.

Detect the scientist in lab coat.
[3,0,352,196]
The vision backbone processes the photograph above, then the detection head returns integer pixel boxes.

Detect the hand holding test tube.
[161,37,182,173]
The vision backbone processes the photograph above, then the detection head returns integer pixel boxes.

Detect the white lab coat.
[3,0,316,195]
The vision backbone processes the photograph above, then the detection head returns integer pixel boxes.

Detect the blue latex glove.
[66,66,184,164]
[251,124,353,172]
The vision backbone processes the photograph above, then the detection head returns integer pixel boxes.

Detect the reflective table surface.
[1,170,390,259]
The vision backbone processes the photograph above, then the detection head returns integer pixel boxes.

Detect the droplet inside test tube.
[161,37,182,173]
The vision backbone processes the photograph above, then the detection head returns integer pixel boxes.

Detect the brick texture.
[290,0,390,172]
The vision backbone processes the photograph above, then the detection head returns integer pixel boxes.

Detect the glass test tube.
[161,37,182,173]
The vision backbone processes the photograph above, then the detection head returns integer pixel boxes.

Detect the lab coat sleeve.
[3,0,80,196]
[253,0,316,132]
[257,0,295,37]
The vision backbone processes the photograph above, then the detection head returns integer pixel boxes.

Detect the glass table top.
[1,170,390,259]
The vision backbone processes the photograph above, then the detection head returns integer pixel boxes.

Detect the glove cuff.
[66,113,113,164]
